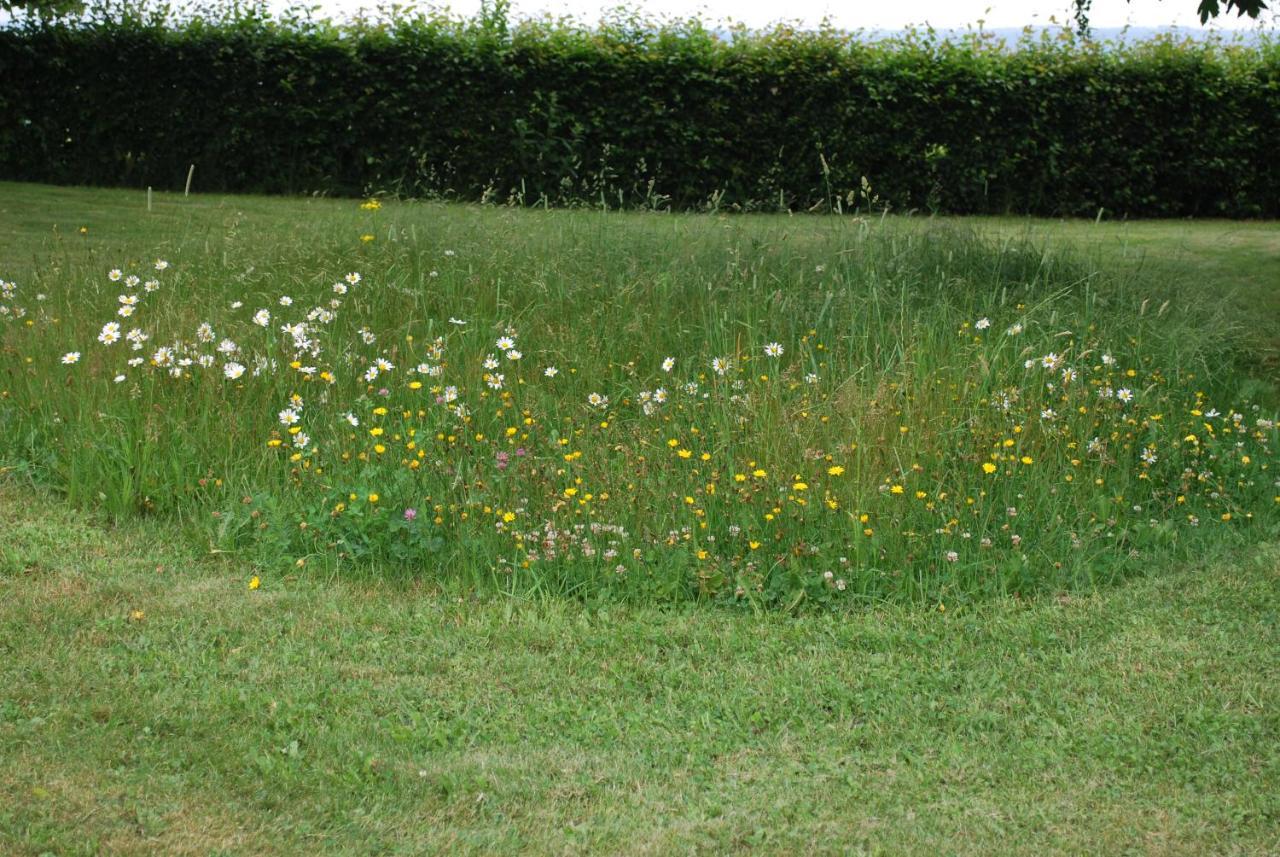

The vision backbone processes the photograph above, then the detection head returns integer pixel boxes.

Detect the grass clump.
[0,184,1276,607]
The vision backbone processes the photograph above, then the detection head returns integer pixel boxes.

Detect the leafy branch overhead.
[1073,0,1269,33]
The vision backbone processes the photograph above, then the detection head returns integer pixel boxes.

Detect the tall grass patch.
[0,198,1276,607]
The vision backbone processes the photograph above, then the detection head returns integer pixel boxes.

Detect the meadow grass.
[1,480,1277,854]
[0,183,1278,854]
[0,181,1277,608]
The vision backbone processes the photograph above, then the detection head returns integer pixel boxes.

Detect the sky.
[289,0,1279,31]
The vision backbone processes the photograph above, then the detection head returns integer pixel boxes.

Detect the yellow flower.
[752,468,766,478]
[749,541,761,550]
[890,485,904,495]
[793,481,808,491]
[677,449,692,459]
[360,234,375,243]
[368,493,379,503]
[1020,456,1033,465]
[734,473,747,483]
[827,465,844,476]
[248,576,260,591]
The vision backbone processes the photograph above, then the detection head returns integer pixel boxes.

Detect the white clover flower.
[945,550,959,563]
[230,300,243,309]
[1101,353,1116,366]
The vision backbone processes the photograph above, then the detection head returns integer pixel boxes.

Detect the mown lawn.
[0,182,1278,854]
[1,482,1277,854]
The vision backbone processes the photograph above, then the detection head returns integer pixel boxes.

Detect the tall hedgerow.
[0,3,1277,215]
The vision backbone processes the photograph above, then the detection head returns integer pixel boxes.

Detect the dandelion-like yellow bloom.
[828,465,844,476]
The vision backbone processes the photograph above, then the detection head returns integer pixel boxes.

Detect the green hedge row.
[2,12,1277,216]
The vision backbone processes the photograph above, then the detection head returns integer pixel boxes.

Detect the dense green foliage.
[1,9,1278,215]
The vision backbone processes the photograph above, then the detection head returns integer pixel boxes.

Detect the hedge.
[1,10,1277,216]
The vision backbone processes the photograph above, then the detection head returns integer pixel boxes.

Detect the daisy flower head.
[1040,353,1061,371]
[278,296,293,306]
[764,342,784,358]
[449,317,467,326]
[345,272,361,285]
[224,362,246,380]
[483,355,499,371]
[98,322,121,345]
[252,309,271,327]
[117,304,135,318]
[711,357,730,376]
[196,322,214,343]
[343,412,359,427]
[661,357,675,373]
[496,335,516,351]
[544,366,559,378]
[486,373,505,390]
[975,317,991,330]
[61,351,81,364]
[506,349,522,361]
[144,279,159,293]
[1116,388,1134,404]
[108,268,122,282]
[1007,322,1024,336]
[587,392,609,409]
[154,259,169,272]
[1101,353,1116,366]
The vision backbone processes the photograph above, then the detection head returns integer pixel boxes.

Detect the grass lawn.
[1,182,1278,853]
[2,481,1278,855]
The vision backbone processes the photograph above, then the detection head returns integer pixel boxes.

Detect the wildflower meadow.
[2,191,1275,609]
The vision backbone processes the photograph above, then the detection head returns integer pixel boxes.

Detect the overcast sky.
[294,0,1279,30]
